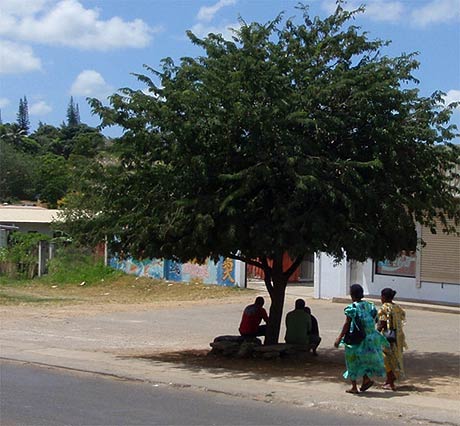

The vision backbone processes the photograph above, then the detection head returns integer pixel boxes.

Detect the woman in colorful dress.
[334,284,388,394]
[377,287,407,391]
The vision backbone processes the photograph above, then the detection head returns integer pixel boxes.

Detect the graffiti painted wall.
[109,257,164,279]
[109,256,241,287]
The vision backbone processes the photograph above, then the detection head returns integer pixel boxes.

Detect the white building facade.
[314,219,460,305]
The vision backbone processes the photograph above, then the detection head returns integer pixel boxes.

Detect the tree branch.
[227,252,264,269]
[260,256,274,297]
[283,254,305,279]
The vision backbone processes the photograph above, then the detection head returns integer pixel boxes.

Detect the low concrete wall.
[109,256,246,288]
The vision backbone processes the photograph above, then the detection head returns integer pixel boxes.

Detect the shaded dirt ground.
[129,348,459,401]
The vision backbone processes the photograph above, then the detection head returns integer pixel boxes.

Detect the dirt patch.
[0,275,252,308]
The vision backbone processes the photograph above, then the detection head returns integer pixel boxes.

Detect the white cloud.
[191,22,240,40]
[0,98,10,109]
[321,0,404,22]
[197,0,237,22]
[70,70,113,99]
[29,100,53,116]
[443,89,460,109]
[411,0,460,26]
[0,0,50,17]
[0,0,158,50]
[0,40,42,74]
[366,1,404,21]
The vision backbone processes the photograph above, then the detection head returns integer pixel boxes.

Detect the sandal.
[346,389,360,394]
[382,383,396,391]
[360,380,374,392]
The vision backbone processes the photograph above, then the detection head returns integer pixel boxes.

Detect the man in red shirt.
[239,296,269,337]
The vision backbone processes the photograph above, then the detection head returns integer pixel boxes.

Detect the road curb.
[331,297,460,314]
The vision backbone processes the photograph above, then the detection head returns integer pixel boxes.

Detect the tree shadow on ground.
[125,349,459,397]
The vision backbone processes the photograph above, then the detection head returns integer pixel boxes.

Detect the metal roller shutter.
[420,219,460,284]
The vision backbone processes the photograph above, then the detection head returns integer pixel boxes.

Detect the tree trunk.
[263,254,288,345]
[265,274,288,344]
[260,253,304,345]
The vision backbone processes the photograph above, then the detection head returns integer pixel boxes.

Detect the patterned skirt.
[342,331,388,380]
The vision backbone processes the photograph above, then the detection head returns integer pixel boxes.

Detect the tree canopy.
[72,4,459,343]
[0,118,109,207]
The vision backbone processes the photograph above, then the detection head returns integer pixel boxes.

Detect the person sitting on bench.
[239,296,269,338]
[305,306,321,355]
[285,299,311,346]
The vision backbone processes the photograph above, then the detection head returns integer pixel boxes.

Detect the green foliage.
[36,153,71,207]
[0,123,40,154]
[0,117,109,205]
[30,123,61,152]
[70,128,105,157]
[0,140,38,201]
[43,246,121,285]
[66,96,81,127]
[1,232,50,278]
[83,4,459,266]
[45,123,104,159]
[6,232,49,263]
[17,96,30,135]
[61,3,460,344]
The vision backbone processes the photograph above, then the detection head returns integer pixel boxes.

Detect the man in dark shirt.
[305,306,321,355]
[239,296,269,337]
[285,299,312,345]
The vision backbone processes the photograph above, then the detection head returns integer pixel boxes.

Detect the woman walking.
[378,288,407,391]
[334,284,388,394]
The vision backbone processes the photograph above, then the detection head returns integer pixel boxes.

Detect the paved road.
[1,360,401,426]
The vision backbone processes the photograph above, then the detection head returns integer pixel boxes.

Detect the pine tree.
[17,96,30,134]
[67,97,80,127]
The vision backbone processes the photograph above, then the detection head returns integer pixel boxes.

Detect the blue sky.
[0,0,459,139]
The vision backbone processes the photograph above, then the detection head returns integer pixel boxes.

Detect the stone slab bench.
[209,335,262,357]
[209,335,312,359]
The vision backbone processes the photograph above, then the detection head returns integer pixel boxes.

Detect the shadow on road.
[125,349,459,398]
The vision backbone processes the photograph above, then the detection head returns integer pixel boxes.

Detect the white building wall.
[315,255,460,305]
[314,253,349,299]
[234,260,246,288]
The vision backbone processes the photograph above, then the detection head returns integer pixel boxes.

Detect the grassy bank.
[0,248,249,306]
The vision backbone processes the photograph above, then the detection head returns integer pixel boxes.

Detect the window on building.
[375,251,416,277]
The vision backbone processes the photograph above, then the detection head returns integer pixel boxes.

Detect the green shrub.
[43,246,121,285]
[0,232,49,278]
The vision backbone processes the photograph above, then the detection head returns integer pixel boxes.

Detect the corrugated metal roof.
[0,206,61,223]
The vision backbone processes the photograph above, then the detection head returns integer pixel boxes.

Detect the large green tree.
[0,140,38,201]
[35,154,71,207]
[71,5,459,344]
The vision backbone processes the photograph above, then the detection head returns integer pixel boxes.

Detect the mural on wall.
[376,251,416,277]
[110,256,237,287]
[109,257,164,279]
